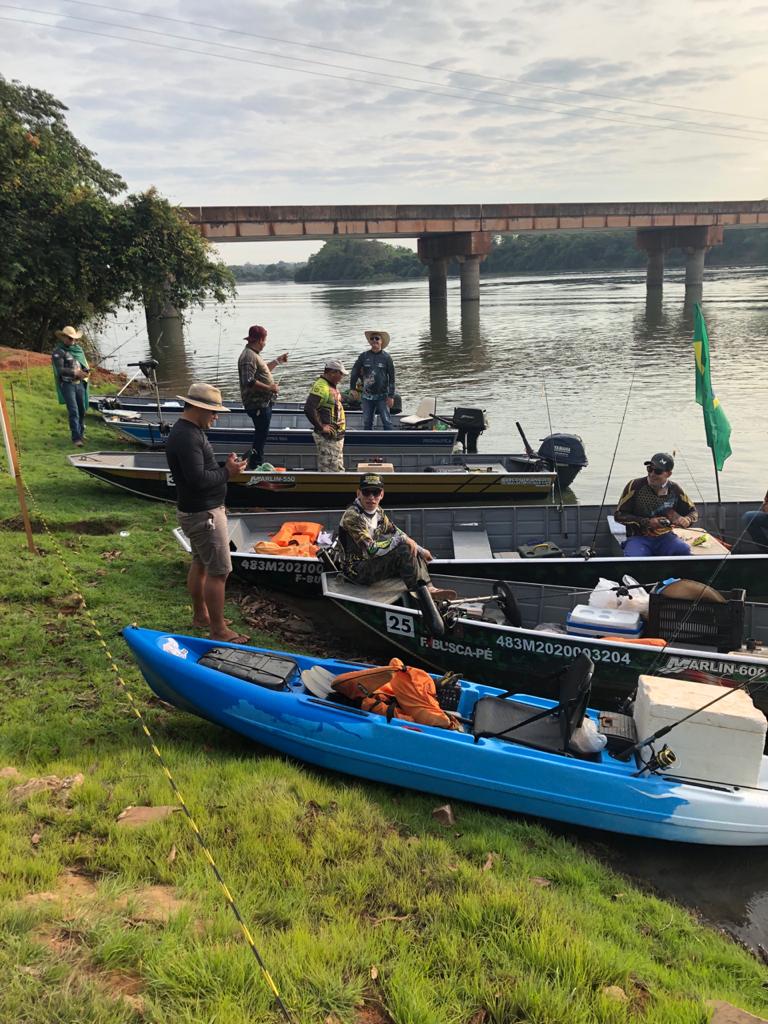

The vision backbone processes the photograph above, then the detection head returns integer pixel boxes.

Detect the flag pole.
[0,380,38,554]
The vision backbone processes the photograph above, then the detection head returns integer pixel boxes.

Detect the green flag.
[692,303,731,472]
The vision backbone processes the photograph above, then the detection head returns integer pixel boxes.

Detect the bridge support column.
[424,257,448,301]
[636,225,723,303]
[418,231,493,311]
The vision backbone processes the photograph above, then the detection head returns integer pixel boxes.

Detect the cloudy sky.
[2,0,767,262]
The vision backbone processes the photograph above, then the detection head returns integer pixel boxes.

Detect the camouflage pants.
[314,433,345,472]
[349,545,431,591]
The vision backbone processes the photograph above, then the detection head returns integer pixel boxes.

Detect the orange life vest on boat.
[331,658,462,731]
[251,521,323,557]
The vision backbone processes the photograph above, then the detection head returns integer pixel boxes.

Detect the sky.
[2,0,767,264]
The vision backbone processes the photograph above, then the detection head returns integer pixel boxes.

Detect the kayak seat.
[198,648,297,689]
[472,653,595,755]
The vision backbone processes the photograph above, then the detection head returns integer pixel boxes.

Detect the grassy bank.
[1,365,766,1024]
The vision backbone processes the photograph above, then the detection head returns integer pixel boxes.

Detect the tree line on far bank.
[228,229,768,285]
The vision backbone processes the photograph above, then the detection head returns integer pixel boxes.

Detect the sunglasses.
[648,468,669,475]
[361,488,383,496]
[369,335,382,342]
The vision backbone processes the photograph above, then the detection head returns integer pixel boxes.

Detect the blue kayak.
[123,627,768,846]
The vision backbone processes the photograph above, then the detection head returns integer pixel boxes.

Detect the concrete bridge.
[185,201,768,306]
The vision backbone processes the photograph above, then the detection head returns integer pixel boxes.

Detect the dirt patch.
[0,515,130,535]
[116,805,179,828]
[0,345,125,383]
[24,868,98,909]
[9,773,85,805]
[114,884,188,925]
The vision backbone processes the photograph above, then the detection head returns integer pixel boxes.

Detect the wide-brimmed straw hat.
[55,326,83,341]
[175,383,230,412]
[364,330,390,348]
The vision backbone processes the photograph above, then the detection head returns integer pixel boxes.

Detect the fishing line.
[587,364,638,554]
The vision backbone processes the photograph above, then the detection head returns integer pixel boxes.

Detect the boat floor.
[326,575,408,605]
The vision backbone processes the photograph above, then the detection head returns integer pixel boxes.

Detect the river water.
[96,266,768,955]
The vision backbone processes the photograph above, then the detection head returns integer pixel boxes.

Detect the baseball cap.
[244,325,267,341]
[359,473,383,491]
[644,452,674,472]
[325,359,347,374]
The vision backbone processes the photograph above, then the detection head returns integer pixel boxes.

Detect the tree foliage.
[294,237,426,283]
[0,76,233,351]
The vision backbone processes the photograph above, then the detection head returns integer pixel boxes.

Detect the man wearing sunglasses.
[349,330,396,430]
[338,474,455,599]
[614,453,698,557]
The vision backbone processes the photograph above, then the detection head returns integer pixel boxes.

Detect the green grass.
[0,366,766,1023]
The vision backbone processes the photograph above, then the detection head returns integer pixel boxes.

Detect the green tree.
[294,237,426,283]
[0,76,233,351]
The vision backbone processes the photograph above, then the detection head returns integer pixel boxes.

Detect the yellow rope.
[22,479,297,1024]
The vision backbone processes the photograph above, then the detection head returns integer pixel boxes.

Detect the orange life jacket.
[251,539,318,557]
[331,658,462,731]
[270,521,323,546]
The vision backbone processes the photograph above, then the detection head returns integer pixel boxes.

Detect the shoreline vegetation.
[1,360,768,1022]
[228,230,768,286]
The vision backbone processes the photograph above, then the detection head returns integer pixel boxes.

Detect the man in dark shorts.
[338,473,455,600]
[166,383,248,642]
[238,324,288,469]
[614,452,698,557]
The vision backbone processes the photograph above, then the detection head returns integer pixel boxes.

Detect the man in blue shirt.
[349,330,396,430]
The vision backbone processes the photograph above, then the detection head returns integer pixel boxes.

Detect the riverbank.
[1,365,767,1023]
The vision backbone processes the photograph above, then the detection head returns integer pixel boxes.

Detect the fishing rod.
[541,376,566,511]
[587,364,638,555]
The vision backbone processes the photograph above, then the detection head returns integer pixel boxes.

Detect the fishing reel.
[633,743,677,776]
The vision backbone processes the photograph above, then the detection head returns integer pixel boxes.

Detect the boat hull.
[69,453,560,508]
[122,627,768,845]
[180,504,768,601]
[321,573,768,722]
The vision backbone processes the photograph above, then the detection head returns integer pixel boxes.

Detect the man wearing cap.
[238,325,288,470]
[51,326,90,446]
[304,360,347,472]
[614,453,698,557]
[349,330,396,430]
[338,474,455,599]
[166,384,248,643]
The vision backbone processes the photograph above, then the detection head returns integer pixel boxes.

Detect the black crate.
[646,588,746,652]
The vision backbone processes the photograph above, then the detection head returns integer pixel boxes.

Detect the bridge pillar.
[423,257,448,300]
[418,231,493,309]
[457,255,483,303]
[636,225,723,301]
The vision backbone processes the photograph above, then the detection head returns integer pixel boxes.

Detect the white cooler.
[634,675,767,788]
[565,605,643,639]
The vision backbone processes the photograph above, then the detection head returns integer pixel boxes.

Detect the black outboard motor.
[450,407,488,454]
[537,433,588,490]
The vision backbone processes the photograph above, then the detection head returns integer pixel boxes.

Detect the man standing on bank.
[349,330,396,430]
[51,325,90,446]
[238,325,288,470]
[166,383,249,643]
[614,452,698,557]
[304,359,347,472]
[338,473,455,600]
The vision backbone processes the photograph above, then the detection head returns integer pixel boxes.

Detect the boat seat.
[493,551,522,559]
[607,515,626,554]
[472,653,595,755]
[452,528,493,560]
[399,397,437,427]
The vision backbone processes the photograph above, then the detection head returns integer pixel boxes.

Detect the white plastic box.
[634,675,767,788]
[565,604,643,639]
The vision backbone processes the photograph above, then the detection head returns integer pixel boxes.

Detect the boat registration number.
[385,611,415,638]
[495,634,632,664]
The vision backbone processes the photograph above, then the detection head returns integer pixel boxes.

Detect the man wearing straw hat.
[166,384,249,644]
[349,330,396,430]
[51,326,90,446]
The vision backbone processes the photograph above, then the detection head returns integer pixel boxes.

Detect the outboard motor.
[450,407,488,454]
[537,433,588,491]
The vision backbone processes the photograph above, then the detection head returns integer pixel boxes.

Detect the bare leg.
[187,562,210,627]
[205,574,243,642]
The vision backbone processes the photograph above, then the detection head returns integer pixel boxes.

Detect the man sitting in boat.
[338,474,455,600]
[614,453,698,558]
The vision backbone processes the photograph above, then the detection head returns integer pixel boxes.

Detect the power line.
[54,0,768,127]
[2,10,767,143]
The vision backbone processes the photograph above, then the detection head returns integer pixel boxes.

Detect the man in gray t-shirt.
[237,325,288,468]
